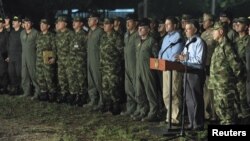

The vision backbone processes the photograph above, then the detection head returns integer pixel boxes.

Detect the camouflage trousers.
[213,88,236,125]
[236,81,250,118]
[57,61,69,95]
[101,66,121,105]
[36,60,56,93]
[67,60,87,95]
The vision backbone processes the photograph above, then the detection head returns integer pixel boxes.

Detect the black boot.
[38,92,49,101]
[48,92,57,102]
[111,102,121,115]
[57,94,66,103]
[66,94,76,105]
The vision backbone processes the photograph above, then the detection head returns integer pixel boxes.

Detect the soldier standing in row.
[120,14,139,116]
[234,17,250,122]
[20,17,40,99]
[54,16,73,103]
[100,18,123,114]
[86,13,104,110]
[201,13,217,121]
[0,17,8,94]
[5,16,22,95]
[67,16,88,106]
[4,15,11,33]
[209,22,243,125]
[133,18,159,122]
[36,18,57,101]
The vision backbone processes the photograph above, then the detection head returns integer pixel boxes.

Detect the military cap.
[138,18,150,27]
[219,11,232,19]
[114,16,122,21]
[4,15,10,20]
[0,17,4,23]
[23,17,32,22]
[12,16,22,22]
[203,13,214,21]
[56,16,67,22]
[88,12,100,18]
[181,14,192,20]
[236,17,249,25]
[232,18,238,23]
[40,18,50,25]
[213,22,226,30]
[103,18,114,24]
[126,13,138,21]
[73,16,83,22]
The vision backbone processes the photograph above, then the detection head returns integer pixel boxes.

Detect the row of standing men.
[0,12,250,129]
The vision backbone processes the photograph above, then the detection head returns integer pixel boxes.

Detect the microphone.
[185,37,197,48]
[160,38,182,59]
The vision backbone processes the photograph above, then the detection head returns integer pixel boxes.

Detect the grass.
[0,95,208,141]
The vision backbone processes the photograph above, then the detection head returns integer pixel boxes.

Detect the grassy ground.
[0,95,207,141]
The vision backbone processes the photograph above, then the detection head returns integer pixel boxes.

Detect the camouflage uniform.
[55,28,73,96]
[201,28,217,120]
[235,35,250,118]
[246,39,250,107]
[208,37,242,125]
[100,30,123,111]
[36,31,56,94]
[68,29,87,96]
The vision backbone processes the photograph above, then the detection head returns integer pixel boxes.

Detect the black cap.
[88,12,100,18]
[138,18,150,27]
[40,18,50,25]
[219,11,233,19]
[4,14,11,19]
[0,17,4,23]
[103,18,114,24]
[12,16,22,22]
[126,13,138,21]
[236,17,249,25]
[73,16,83,22]
[23,16,32,22]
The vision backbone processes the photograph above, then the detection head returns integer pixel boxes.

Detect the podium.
[149,58,187,135]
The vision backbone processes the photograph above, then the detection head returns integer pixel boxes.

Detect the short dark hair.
[186,19,200,33]
[165,16,178,25]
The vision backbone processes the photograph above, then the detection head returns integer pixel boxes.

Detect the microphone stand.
[165,46,194,141]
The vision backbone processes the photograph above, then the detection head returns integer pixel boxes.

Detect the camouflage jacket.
[100,31,123,69]
[36,31,56,60]
[70,30,87,62]
[55,28,73,63]
[201,28,216,66]
[208,37,242,89]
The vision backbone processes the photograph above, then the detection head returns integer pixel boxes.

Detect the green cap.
[236,17,249,25]
[12,16,21,22]
[88,12,100,18]
[0,17,4,23]
[73,16,83,22]
[181,14,192,20]
[56,16,67,22]
[213,22,225,30]
[103,18,114,24]
[40,18,50,25]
